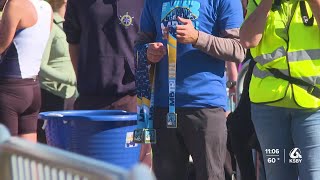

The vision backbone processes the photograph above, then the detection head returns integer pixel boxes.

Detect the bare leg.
[19,133,37,143]
[140,144,152,168]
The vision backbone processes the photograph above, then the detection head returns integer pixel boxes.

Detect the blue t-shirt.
[140,0,243,110]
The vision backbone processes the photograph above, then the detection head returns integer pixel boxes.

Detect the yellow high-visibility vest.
[249,1,320,108]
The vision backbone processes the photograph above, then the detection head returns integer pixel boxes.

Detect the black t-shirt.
[64,0,144,97]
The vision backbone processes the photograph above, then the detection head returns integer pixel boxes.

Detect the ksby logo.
[289,148,302,163]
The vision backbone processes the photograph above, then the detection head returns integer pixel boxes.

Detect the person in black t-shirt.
[64,0,151,167]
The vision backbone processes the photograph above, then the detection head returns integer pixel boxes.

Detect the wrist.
[192,29,199,45]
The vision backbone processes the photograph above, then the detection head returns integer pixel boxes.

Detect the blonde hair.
[47,0,65,12]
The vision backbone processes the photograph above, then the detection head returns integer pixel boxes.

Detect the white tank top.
[0,0,52,78]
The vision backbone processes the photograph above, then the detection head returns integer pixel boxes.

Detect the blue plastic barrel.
[39,110,140,169]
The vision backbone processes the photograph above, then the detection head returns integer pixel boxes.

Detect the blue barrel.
[39,110,140,169]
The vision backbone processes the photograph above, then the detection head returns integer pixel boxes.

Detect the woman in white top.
[0,0,52,142]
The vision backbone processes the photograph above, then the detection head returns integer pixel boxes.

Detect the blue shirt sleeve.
[217,0,244,32]
[140,0,156,33]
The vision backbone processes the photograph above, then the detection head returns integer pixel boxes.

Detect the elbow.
[240,39,259,49]
[232,41,248,64]
[240,31,261,49]
[239,27,261,49]
[233,50,246,64]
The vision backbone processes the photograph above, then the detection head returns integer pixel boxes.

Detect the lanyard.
[134,45,156,144]
[300,1,314,26]
[148,65,156,130]
[167,31,178,128]
[136,49,147,132]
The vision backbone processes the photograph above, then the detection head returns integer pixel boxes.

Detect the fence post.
[0,124,10,144]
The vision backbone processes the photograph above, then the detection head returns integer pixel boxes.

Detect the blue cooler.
[39,110,140,169]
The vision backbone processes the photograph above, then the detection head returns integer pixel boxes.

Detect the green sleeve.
[40,25,76,85]
[40,25,55,79]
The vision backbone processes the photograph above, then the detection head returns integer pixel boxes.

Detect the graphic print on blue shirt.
[139,0,243,110]
[160,1,200,37]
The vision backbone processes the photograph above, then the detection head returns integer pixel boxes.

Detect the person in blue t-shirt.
[135,0,245,179]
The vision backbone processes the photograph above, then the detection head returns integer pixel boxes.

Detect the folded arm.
[240,0,273,48]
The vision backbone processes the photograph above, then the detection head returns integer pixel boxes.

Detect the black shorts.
[0,77,41,135]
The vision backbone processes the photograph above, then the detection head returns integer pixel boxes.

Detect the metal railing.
[236,60,250,105]
[0,124,155,180]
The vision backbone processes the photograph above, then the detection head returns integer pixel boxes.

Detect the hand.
[176,16,199,45]
[139,144,152,168]
[147,42,166,63]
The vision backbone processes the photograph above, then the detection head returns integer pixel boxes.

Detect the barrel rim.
[39,110,137,122]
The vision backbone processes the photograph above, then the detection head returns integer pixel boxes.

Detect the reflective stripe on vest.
[255,47,320,66]
[254,47,286,65]
[249,1,320,108]
[288,49,320,62]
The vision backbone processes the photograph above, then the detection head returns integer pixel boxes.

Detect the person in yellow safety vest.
[240,0,320,179]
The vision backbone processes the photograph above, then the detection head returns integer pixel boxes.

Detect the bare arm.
[309,0,320,29]
[240,0,273,48]
[69,44,79,78]
[0,0,20,54]
[226,61,238,102]
[226,61,238,82]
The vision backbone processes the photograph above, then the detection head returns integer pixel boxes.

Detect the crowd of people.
[0,0,319,180]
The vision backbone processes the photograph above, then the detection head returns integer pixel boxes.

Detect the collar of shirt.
[53,12,64,25]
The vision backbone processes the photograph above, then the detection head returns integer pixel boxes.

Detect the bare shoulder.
[4,0,33,17]
[9,0,38,29]
[1,0,23,22]
[5,0,25,9]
